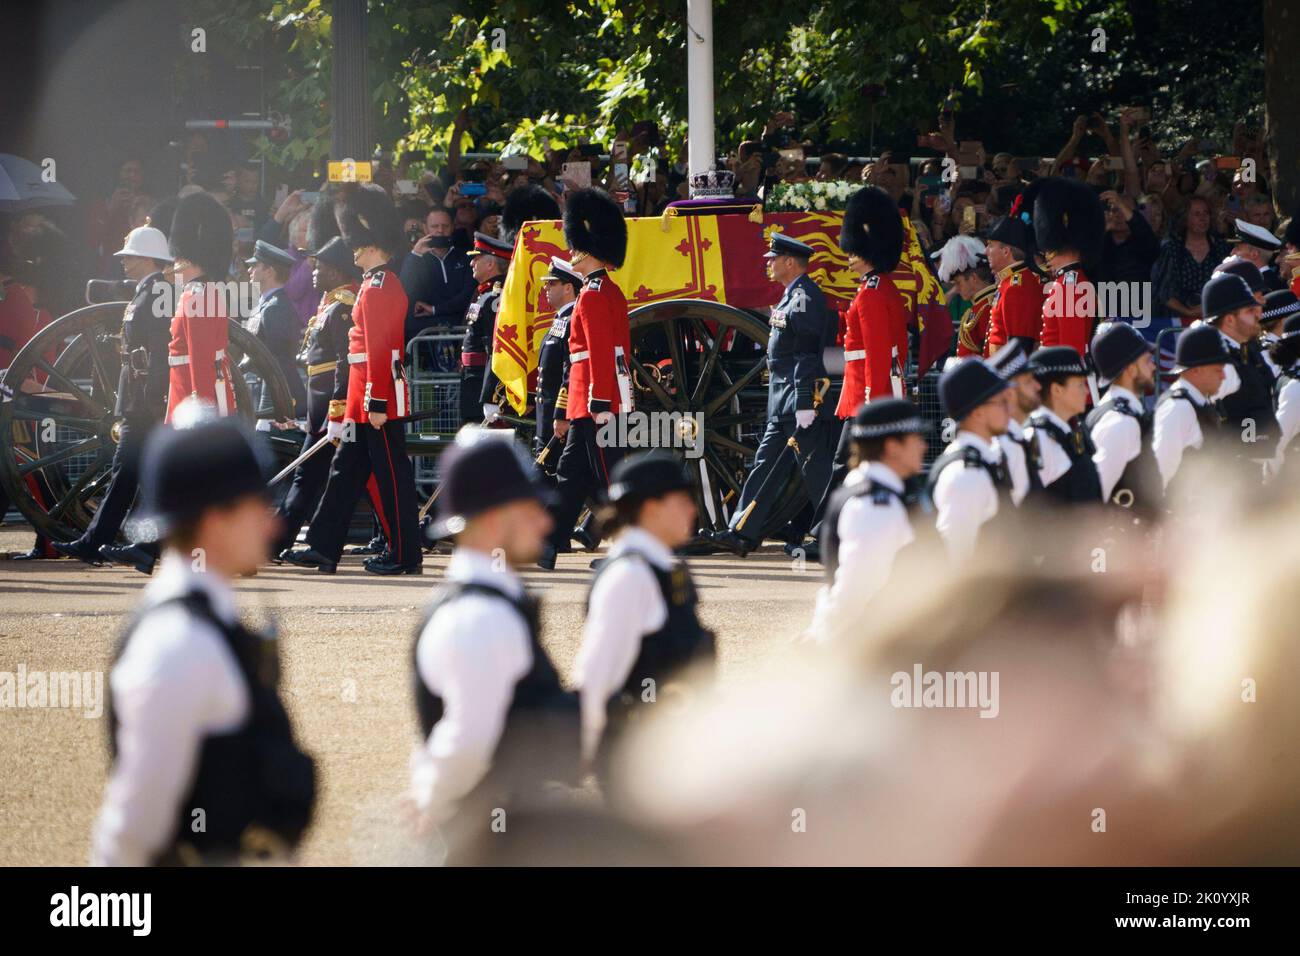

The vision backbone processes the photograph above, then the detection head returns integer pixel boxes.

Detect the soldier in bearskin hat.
[802,185,908,560]
[500,182,561,245]
[1028,177,1105,359]
[165,192,236,421]
[284,185,422,575]
[539,187,633,569]
[983,201,1047,356]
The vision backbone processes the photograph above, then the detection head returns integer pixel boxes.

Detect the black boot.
[363,555,422,576]
[283,547,338,574]
[708,529,756,557]
[99,544,157,575]
[52,538,106,566]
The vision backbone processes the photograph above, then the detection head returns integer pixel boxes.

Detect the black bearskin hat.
[306,191,341,252]
[337,184,403,256]
[501,184,561,244]
[1029,177,1104,266]
[563,187,627,268]
[840,186,904,272]
[169,192,233,278]
[146,197,177,241]
[1284,207,1300,249]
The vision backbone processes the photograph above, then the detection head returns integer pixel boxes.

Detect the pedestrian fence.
[405,326,467,499]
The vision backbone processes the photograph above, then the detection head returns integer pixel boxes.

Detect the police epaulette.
[960,445,985,467]
[870,488,893,505]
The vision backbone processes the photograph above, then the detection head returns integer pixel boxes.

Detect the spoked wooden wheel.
[0,303,299,542]
[628,299,808,538]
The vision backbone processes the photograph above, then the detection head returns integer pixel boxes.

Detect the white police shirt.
[932,431,1002,563]
[575,526,672,761]
[1152,378,1210,489]
[410,548,533,825]
[91,552,249,867]
[1090,384,1145,502]
[808,460,913,644]
[1271,373,1300,478]
[996,417,1034,506]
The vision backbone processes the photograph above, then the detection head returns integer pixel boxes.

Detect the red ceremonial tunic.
[834,272,910,418]
[984,262,1045,356]
[166,279,235,421]
[346,265,409,424]
[1039,262,1093,356]
[566,268,632,420]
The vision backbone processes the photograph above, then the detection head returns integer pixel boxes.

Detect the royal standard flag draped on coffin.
[492,211,950,414]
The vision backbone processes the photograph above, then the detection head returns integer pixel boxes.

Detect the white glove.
[326,419,345,443]
[482,402,500,423]
[795,409,816,429]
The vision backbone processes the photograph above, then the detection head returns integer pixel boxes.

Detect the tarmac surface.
[0,524,819,865]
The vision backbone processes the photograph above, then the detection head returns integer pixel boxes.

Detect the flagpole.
[687,0,715,177]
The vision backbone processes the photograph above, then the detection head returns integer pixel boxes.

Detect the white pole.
[686,0,715,178]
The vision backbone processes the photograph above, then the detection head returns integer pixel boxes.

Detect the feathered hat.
[501,184,560,244]
[337,184,403,256]
[169,192,233,278]
[840,186,904,272]
[1028,176,1104,266]
[936,235,987,283]
[563,187,628,268]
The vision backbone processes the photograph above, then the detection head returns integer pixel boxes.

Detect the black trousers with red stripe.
[306,419,420,566]
[547,416,623,552]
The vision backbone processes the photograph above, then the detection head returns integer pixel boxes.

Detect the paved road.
[0,524,819,865]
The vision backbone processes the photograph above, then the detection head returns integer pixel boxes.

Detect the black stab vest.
[109,592,316,864]
[1028,412,1104,504]
[1158,386,1225,493]
[1085,394,1162,518]
[413,581,580,804]
[585,553,716,767]
[924,443,1016,550]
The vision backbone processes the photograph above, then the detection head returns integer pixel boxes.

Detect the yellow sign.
[328,160,372,183]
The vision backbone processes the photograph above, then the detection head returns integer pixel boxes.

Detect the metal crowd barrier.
[404,326,467,499]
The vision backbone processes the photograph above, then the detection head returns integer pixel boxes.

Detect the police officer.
[53,225,172,572]
[575,452,715,780]
[988,340,1045,507]
[166,193,236,420]
[458,232,512,425]
[983,207,1046,356]
[92,415,315,865]
[1257,284,1296,379]
[808,399,927,642]
[534,255,582,463]
[1202,271,1277,475]
[244,239,308,420]
[1085,322,1160,517]
[539,188,632,570]
[1023,347,1104,503]
[1268,310,1300,477]
[409,428,579,857]
[285,185,422,575]
[1227,218,1284,293]
[929,358,1013,561]
[712,233,836,556]
[1152,325,1232,495]
[272,236,361,558]
[1029,177,1105,358]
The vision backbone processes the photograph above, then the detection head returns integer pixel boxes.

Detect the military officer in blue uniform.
[711,233,836,556]
[459,232,513,425]
[244,239,308,419]
[534,255,582,468]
